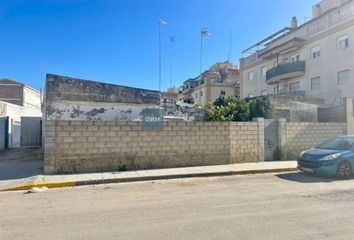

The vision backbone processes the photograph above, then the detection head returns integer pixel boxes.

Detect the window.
[261,66,268,77]
[338,69,350,85]
[291,55,300,63]
[248,71,254,81]
[261,90,267,96]
[311,77,321,91]
[337,35,349,50]
[248,93,254,98]
[195,93,198,98]
[200,91,203,97]
[273,87,278,95]
[220,90,226,96]
[289,81,300,94]
[311,46,321,59]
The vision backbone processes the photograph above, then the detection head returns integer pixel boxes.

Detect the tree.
[201,96,271,122]
[246,96,272,119]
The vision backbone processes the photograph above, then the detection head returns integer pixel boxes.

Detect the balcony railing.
[266,61,306,83]
[276,90,307,97]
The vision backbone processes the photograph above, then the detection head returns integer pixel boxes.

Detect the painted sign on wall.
[141,109,163,131]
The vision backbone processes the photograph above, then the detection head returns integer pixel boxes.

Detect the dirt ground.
[0,147,43,180]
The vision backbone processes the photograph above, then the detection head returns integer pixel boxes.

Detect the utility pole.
[200,28,211,74]
[169,36,175,89]
[229,30,232,63]
[158,19,167,92]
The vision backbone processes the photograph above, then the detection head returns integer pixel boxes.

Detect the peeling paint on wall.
[44,74,203,122]
[46,102,158,121]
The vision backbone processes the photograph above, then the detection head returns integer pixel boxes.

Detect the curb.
[1,181,76,192]
[1,167,298,192]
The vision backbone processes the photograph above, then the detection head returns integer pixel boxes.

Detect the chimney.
[291,16,298,29]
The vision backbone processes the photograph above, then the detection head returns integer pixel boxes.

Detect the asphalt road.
[1,172,354,240]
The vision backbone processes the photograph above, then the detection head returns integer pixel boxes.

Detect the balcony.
[277,90,307,97]
[266,61,305,84]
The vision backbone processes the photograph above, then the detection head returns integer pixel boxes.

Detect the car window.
[317,137,354,150]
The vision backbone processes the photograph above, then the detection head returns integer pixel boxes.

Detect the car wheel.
[336,161,352,179]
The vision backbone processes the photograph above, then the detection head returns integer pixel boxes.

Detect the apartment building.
[180,62,240,105]
[240,0,354,106]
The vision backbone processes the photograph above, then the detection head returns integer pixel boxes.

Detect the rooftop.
[0,78,41,94]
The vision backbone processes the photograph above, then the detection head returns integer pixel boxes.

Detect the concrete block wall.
[44,120,264,174]
[230,118,264,163]
[280,121,347,159]
[345,98,354,135]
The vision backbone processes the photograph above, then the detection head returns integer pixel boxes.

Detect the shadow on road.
[0,148,43,181]
[275,172,337,183]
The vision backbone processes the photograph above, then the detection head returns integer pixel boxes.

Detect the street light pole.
[229,30,232,63]
[169,36,175,89]
[158,19,167,92]
[200,28,210,74]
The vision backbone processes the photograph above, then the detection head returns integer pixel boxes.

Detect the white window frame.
[311,76,321,91]
[261,90,267,96]
[291,55,300,63]
[248,93,254,98]
[248,71,254,81]
[261,66,268,77]
[310,46,321,59]
[337,35,349,50]
[337,69,350,86]
[273,87,278,95]
[289,81,300,94]
[220,90,226,96]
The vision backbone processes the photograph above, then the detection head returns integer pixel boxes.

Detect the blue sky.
[0,0,318,91]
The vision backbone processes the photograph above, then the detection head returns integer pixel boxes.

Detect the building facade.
[0,78,41,109]
[240,0,354,106]
[180,62,240,105]
[0,79,42,147]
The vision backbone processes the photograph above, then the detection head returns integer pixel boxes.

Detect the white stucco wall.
[45,101,159,121]
[0,100,42,147]
[23,86,42,109]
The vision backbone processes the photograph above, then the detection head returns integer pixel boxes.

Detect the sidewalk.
[0,161,297,192]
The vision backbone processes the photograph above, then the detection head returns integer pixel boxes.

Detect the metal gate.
[264,119,278,161]
[20,117,42,147]
[0,117,9,150]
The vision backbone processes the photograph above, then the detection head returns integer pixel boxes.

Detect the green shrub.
[202,96,271,122]
[118,165,128,171]
[246,96,272,119]
[273,147,282,161]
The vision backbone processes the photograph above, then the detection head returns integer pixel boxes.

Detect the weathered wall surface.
[45,74,160,105]
[279,121,347,159]
[46,101,157,121]
[45,74,161,121]
[44,74,203,121]
[44,120,264,174]
[318,105,346,122]
[266,97,319,122]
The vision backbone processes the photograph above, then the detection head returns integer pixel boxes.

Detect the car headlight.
[320,153,341,161]
[300,151,307,158]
